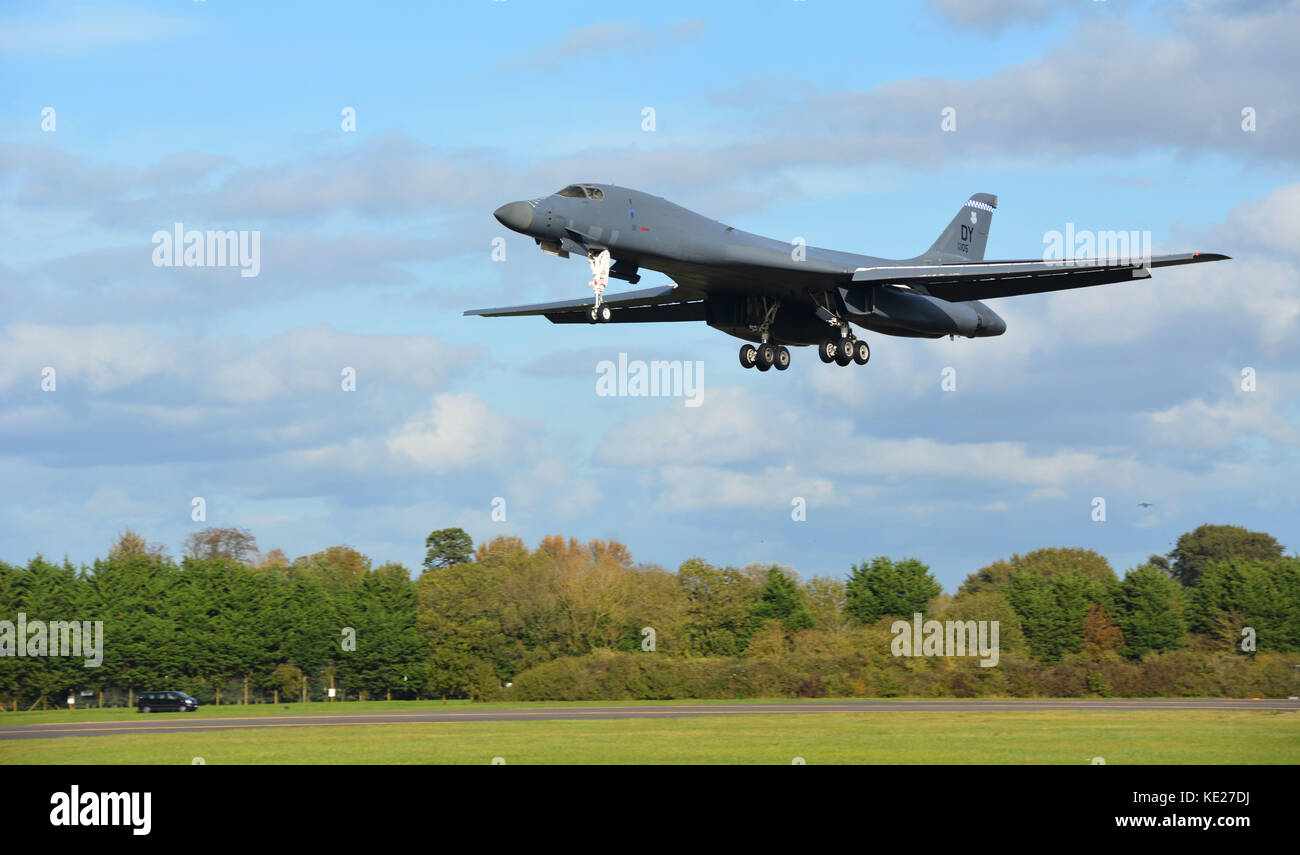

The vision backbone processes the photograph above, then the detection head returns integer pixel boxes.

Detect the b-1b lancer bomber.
[466,184,1228,371]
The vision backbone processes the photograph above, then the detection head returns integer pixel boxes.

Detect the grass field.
[0,697,848,726]
[3,700,1297,764]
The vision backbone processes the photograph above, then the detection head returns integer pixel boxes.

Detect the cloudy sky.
[1,0,1297,590]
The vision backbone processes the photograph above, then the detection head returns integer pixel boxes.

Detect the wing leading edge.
[464,284,705,323]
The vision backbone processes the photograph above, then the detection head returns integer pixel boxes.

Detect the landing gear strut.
[812,293,869,367]
[739,298,790,372]
[587,248,611,323]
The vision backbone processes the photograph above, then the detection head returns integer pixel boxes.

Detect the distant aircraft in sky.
[467,184,1228,371]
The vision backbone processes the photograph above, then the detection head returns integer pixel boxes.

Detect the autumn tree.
[109,530,168,561]
[183,527,258,564]
[1082,604,1125,660]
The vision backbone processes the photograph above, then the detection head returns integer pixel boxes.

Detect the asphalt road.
[2,698,1296,741]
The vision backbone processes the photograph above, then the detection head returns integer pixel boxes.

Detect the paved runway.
[2,698,1296,741]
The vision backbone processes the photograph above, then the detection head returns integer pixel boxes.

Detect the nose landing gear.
[587,248,611,323]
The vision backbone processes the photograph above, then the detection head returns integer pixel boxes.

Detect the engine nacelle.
[869,286,1006,337]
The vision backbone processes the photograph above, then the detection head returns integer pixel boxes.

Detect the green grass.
[3,706,1297,764]
[1,697,847,725]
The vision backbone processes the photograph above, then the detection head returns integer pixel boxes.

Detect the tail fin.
[919,193,997,263]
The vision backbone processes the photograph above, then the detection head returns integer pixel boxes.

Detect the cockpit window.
[555,185,604,200]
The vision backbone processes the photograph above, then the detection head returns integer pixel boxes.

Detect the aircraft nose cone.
[494,201,533,232]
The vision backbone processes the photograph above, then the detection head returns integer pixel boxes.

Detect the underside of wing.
[853,253,1229,302]
[464,284,704,323]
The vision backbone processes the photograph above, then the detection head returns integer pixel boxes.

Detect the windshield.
[555,185,604,200]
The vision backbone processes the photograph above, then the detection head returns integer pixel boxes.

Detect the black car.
[137,691,199,713]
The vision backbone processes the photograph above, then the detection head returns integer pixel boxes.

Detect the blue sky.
[2,0,1298,591]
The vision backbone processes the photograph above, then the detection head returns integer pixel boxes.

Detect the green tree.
[1004,570,1116,663]
[844,557,941,625]
[1190,559,1287,650]
[341,563,426,699]
[423,528,474,573]
[1115,565,1185,657]
[939,590,1027,654]
[677,559,759,656]
[1166,524,1284,587]
[801,576,849,632]
[9,557,84,708]
[958,547,1115,596]
[747,567,814,635]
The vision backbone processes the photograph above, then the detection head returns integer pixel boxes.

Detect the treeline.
[0,524,1297,707]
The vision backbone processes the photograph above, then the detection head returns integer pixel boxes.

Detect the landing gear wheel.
[774,346,791,370]
[818,338,837,363]
[852,339,870,365]
[588,306,600,323]
[756,343,776,371]
[599,304,611,322]
[834,339,854,366]
[739,344,758,369]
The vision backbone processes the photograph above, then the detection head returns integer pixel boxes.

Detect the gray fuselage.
[494,183,1006,345]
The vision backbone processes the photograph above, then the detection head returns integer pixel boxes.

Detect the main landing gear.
[807,290,869,367]
[738,297,791,371]
[817,336,870,367]
[587,248,612,323]
[739,342,790,371]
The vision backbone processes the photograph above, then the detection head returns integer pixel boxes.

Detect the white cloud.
[0,323,179,393]
[1144,391,1300,450]
[387,392,525,472]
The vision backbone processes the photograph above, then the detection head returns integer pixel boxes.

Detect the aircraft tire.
[818,338,836,363]
[739,344,758,369]
[834,341,853,366]
[757,343,777,370]
[775,346,791,370]
[599,305,612,322]
[852,340,870,365]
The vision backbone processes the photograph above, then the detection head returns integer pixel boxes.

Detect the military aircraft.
[466,184,1228,371]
